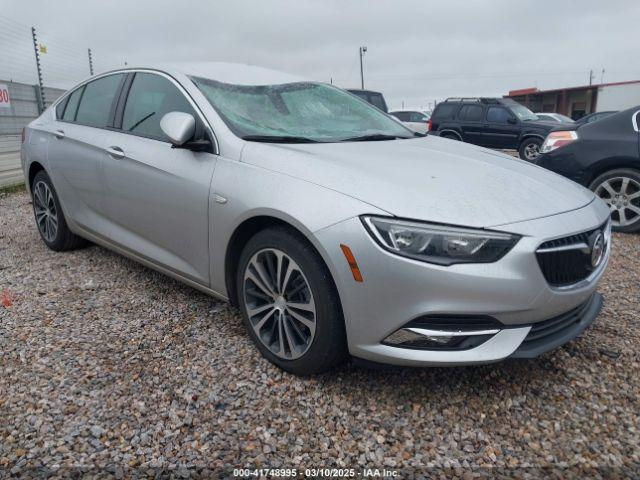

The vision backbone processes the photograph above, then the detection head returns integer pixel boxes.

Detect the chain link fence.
[0,14,103,186]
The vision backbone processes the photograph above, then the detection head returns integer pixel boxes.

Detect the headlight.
[540,130,578,153]
[361,216,520,266]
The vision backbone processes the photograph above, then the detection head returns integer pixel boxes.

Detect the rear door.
[483,106,520,148]
[46,73,125,234]
[457,104,485,145]
[101,71,217,285]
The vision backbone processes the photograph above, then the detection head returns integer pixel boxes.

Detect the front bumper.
[314,201,610,366]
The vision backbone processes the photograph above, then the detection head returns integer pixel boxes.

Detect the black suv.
[428,97,556,160]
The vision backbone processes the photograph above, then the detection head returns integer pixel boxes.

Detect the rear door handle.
[106,146,125,159]
[54,129,65,139]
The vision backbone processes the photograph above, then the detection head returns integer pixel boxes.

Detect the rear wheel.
[440,132,461,141]
[237,227,347,375]
[589,168,640,232]
[519,137,542,161]
[31,170,87,251]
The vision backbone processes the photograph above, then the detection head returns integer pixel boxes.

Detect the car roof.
[347,89,384,95]
[390,108,430,112]
[102,62,308,86]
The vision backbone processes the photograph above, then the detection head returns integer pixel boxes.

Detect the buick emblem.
[590,231,605,268]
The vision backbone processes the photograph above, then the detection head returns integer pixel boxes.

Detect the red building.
[505,80,640,120]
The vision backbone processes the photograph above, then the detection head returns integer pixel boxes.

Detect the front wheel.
[236,227,347,375]
[518,137,543,161]
[589,168,640,232]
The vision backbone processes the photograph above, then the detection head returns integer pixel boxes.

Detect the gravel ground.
[1,189,639,478]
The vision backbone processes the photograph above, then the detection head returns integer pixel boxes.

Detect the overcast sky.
[2,0,639,109]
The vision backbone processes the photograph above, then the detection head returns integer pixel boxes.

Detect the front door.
[101,72,217,285]
[483,106,520,148]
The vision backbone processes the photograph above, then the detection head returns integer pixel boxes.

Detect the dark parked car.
[428,98,557,161]
[537,107,640,232]
[347,89,388,113]
[574,111,618,126]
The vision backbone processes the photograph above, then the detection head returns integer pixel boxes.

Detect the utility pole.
[600,68,605,84]
[31,26,45,113]
[359,46,367,89]
[589,69,595,85]
[88,48,94,76]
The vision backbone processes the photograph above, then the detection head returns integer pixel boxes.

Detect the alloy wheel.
[243,248,316,360]
[33,180,58,242]
[524,142,540,160]
[595,176,640,227]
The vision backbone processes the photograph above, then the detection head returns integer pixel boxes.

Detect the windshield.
[191,77,412,142]
[509,103,538,121]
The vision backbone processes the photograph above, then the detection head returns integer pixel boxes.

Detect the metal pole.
[88,48,94,76]
[31,26,45,112]
[589,69,594,86]
[359,46,367,89]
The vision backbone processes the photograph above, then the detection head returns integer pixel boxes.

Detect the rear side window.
[62,88,83,122]
[486,107,511,123]
[458,105,483,121]
[367,93,387,112]
[122,73,196,141]
[390,112,408,121]
[408,111,427,122]
[75,74,124,128]
[432,104,458,120]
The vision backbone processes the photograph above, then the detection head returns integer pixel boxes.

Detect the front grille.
[535,221,608,287]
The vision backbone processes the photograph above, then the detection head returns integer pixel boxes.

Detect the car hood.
[241,136,595,228]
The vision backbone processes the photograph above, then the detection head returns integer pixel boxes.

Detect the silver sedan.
[21,63,611,374]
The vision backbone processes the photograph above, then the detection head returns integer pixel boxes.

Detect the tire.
[589,168,640,233]
[236,226,347,375]
[31,170,87,251]
[440,132,461,141]
[518,137,543,161]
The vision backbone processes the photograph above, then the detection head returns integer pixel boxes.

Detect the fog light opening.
[382,327,499,351]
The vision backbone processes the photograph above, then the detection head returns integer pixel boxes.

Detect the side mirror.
[160,112,196,146]
[508,117,517,125]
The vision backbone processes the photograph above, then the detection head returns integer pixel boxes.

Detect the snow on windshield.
[191,77,410,142]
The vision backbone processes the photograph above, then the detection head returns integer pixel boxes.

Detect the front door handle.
[106,146,125,159]
[54,130,65,139]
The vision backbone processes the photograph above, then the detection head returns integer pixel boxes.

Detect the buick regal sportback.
[22,63,611,375]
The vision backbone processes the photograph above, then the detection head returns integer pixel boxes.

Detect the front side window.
[508,103,537,121]
[122,73,196,141]
[486,107,512,124]
[75,74,124,127]
[192,78,412,142]
[62,87,83,122]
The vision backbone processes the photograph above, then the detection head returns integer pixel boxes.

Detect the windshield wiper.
[241,135,319,143]
[340,133,410,142]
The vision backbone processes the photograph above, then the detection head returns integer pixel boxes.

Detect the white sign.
[0,84,10,108]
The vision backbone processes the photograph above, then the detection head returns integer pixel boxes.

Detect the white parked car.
[389,109,432,133]
[535,112,575,124]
